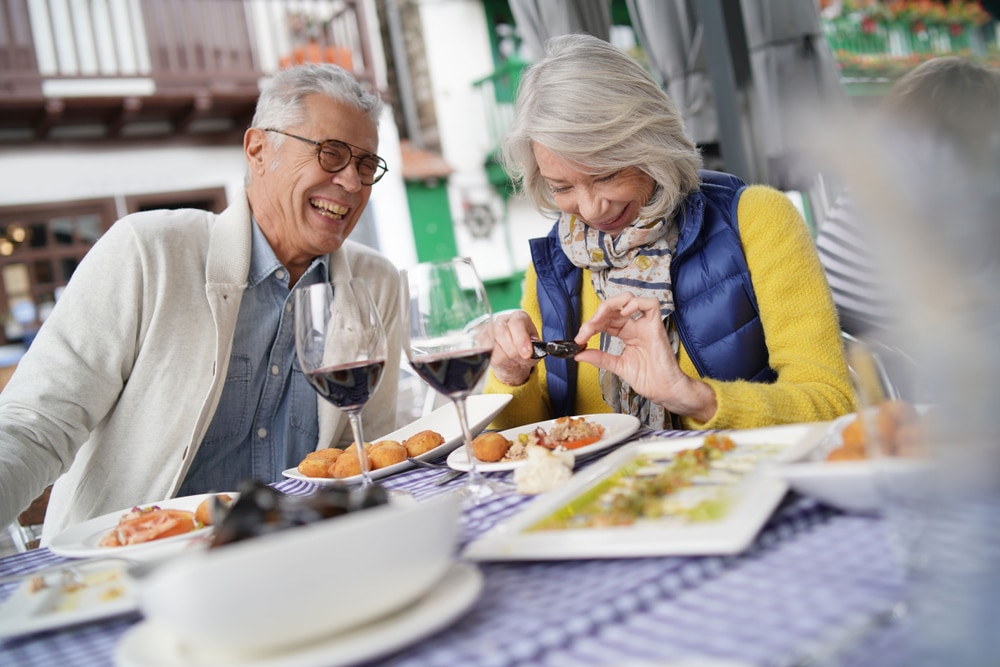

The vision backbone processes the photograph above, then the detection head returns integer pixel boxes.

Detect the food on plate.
[530,433,738,530]
[471,432,512,462]
[342,441,374,456]
[825,400,927,461]
[527,416,605,450]
[194,493,235,526]
[210,480,389,548]
[514,445,574,494]
[98,507,199,548]
[333,451,365,478]
[295,430,446,479]
[403,429,445,457]
[369,440,407,468]
[297,448,344,477]
[499,416,607,464]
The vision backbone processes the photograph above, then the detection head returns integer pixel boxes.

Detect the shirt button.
[257,427,268,438]
[285,302,292,312]
[270,364,280,375]
[275,269,286,281]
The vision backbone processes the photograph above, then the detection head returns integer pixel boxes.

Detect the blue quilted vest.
[529,170,777,417]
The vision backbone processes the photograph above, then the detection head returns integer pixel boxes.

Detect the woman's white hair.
[501,34,703,220]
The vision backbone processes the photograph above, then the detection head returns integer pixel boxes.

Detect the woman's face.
[534,144,656,237]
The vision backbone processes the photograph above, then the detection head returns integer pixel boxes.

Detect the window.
[0,199,117,344]
[0,187,229,344]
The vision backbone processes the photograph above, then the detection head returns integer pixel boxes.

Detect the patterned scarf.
[558,213,680,429]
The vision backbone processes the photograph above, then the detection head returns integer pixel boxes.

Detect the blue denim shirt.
[179,221,327,495]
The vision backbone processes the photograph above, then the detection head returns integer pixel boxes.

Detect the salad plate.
[0,559,137,639]
[463,422,827,560]
[48,492,235,561]
[445,413,641,472]
[282,394,511,486]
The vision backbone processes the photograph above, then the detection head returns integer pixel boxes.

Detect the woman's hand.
[490,310,542,386]
[573,293,718,423]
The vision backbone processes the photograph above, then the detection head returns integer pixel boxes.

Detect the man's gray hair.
[501,33,703,221]
[251,63,382,135]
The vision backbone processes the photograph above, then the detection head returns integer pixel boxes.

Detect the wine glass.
[294,279,387,488]
[401,257,511,502]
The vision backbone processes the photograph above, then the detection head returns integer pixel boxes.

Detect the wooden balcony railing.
[0,0,376,142]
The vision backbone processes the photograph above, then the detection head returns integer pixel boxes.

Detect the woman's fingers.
[489,310,540,386]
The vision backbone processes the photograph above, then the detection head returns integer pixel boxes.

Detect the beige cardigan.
[0,192,401,542]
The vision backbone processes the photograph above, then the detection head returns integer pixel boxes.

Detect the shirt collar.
[248,219,328,287]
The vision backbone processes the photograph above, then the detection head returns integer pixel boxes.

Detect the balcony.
[0,0,376,144]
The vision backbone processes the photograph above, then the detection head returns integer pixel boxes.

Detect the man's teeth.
[310,199,348,219]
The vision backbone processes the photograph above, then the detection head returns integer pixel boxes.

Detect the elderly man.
[0,63,401,542]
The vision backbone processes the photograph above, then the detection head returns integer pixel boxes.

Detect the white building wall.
[416,0,545,283]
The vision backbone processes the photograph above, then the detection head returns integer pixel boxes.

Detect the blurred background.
[0,0,996,348]
[2,5,1000,660]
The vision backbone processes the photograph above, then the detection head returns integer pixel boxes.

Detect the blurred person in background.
[817,55,1000,339]
[816,56,1000,401]
[0,63,401,542]
[820,52,1000,666]
[485,34,854,432]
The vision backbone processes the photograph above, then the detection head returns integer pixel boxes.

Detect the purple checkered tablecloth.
[0,429,912,667]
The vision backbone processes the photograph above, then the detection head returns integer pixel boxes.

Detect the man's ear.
[244,127,267,173]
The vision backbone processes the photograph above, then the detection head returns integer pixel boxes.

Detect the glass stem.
[452,398,482,485]
[347,411,373,487]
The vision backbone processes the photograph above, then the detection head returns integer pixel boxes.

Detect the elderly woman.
[486,34,853,430]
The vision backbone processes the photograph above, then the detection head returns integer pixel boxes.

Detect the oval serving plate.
[282,393,512,486]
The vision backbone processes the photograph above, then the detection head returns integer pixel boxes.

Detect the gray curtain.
[740,0,848,190]
[626,0,716,146]
[507,0,611,60]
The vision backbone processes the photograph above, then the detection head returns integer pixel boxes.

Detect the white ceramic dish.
[48,492,237,561]
[463,422,827,560]
[135,494,462,656]
[445,413,641,472]
[282,393,512,485]
[115,562,481,667]
[774,413,880,514]
[0,560,137,639]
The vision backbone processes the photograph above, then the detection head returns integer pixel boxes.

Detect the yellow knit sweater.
[485,185,855,431]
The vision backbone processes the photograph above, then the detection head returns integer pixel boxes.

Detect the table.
[0,428,913,667]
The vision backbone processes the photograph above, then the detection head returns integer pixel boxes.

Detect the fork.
[406,457,451,470]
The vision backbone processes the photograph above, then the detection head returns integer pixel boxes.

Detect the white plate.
[463,422,826,560]
[774,413,880,514]
[49,492,237,561]
[446,413,641,472]
[0,560,137,639]
[282,393,511,486]
[114,562,483,667]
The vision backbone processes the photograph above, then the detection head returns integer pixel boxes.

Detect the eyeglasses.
[262,128,388,185]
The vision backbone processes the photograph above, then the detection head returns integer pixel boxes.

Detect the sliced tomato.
[110,508,198,546]
[559,435,602,450]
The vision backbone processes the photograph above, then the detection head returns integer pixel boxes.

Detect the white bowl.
[135,494,461,656]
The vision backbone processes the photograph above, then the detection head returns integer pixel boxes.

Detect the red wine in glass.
[305,360,386,411]
[294,279,387,487]
[401,257,513,503]
[407,350,490,399]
